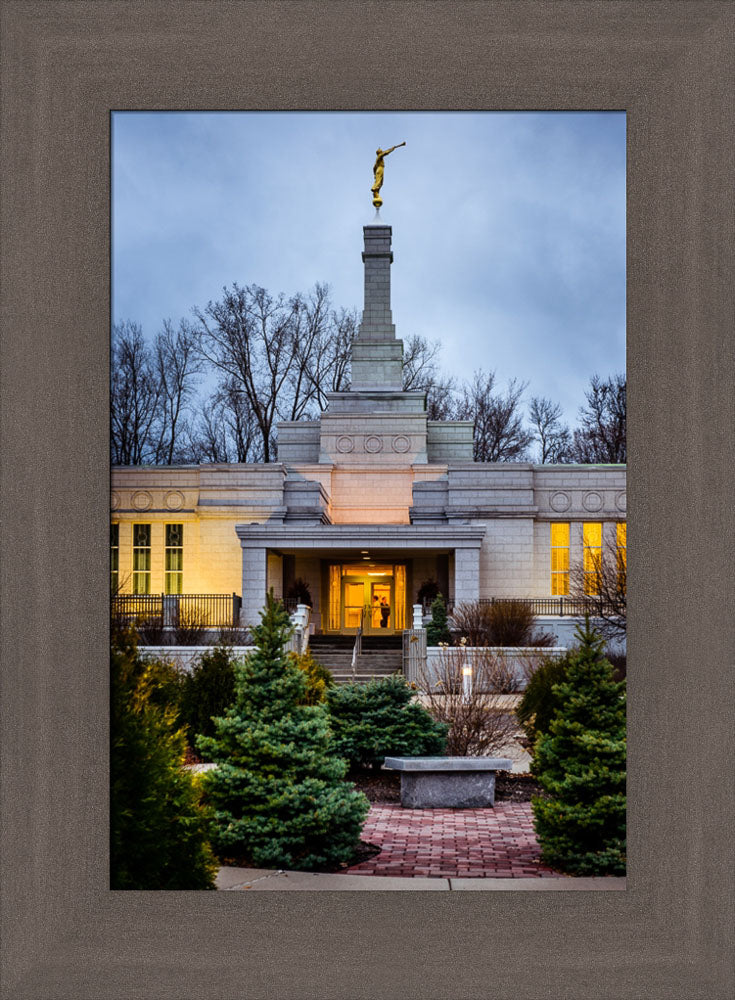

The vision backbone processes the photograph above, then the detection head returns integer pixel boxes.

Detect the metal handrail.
[350,607,364,681]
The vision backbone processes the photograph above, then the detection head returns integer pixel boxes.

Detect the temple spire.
[351,224,404,391]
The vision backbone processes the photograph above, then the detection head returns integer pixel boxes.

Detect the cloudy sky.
[112,111,625,424]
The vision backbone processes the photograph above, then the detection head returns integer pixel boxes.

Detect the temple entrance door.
[368,579,394,633]
[342,579,366,632]
[341,574,395,634]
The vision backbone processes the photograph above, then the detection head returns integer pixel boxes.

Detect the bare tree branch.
[529,395,572,463]
[453,370,533,461]
[111,321,161,465]
[570,373,626,463]
[568,536,627,642]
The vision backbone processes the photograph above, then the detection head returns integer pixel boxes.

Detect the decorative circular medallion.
[110,491,119,511]
[582,491,603,512]
[391,435,410,454]
[616,490,627,512]
[336,435,354,454]
[165,490,184,511]
[549,491,571,512]
[131,490,152,512]
[364,435,383,454]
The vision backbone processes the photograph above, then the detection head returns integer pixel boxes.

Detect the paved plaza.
[342,802,565,879]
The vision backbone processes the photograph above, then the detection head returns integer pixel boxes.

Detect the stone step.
[310,653,403,668]
[330,672,403,685]
[310,635,403,651]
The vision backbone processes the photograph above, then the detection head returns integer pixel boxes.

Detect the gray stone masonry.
[353,224,403,390]
[383,757,514,808]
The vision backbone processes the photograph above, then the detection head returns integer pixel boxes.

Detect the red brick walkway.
[342,802,564,879]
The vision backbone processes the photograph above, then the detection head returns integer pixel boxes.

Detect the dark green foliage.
[180,645,237,749]
[516,652,573,743]
[198,595,369,870]
[326,674,448,769]
[140,654,186,719]
[110,632,217,889]
[531,620,626,876]
[416,578,439,606]
[291,648,334,705]
[285,577,312,606]
[426,593,451,646]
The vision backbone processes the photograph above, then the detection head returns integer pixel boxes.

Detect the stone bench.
[383,757,514,809]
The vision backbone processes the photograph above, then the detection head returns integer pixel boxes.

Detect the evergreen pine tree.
[198,595,369,870]
[531,619,626,875]
[426,593,451,645]
[110,632,218,889]
[327,674,448,769]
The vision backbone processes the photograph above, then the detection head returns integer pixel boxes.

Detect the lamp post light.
[462,664,473,703]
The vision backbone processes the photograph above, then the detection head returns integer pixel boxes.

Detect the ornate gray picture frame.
[1,2,733,997]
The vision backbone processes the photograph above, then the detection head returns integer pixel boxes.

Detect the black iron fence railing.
[111,593,242,629]
[422,597,619,617]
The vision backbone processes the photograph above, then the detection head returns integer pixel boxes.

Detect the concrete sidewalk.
[216,866,626,891]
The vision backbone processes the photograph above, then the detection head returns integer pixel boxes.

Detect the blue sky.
[112,111,625,424]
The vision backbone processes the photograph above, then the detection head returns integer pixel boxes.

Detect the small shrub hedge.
[516,652,574,745]
[326,674,448,769]
[179,645,237,749]
[291,648,334,705]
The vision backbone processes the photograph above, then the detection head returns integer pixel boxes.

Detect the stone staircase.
[308,633,404,684]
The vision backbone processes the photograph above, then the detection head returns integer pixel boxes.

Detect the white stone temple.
[111,222,626,639]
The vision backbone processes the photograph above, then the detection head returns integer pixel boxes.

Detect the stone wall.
[422,645,569,691]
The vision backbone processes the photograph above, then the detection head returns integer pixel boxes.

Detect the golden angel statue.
[371,142,406,208]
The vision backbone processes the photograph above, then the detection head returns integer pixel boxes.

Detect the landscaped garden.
[110,596,626,888]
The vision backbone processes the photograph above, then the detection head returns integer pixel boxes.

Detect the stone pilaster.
[240,544,267,626]
[453,546,481,605]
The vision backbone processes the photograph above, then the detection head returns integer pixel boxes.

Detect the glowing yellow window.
[394,564,406,630]
[111,523,119,594]
[550,522,570,595]
[132,523,151,595]
[616,522,627,593]
[328,565,341,631]
[165,524,183,595]
[583,522,603,595]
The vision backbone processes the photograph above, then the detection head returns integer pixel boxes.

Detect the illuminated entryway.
[329,563,407,634]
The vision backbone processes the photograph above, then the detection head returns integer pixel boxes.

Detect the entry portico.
[236,523,485,633]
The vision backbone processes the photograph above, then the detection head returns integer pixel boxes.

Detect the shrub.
[426,593,451,645]
[216,627,251,646]
[173,606,209,645]
[416,578,440,607]
[452,600,555,647]
[418,645,518,756]
[135,653,187,720]
[516,652,574,745]
[285,577,312,606]
[327,674,448,769]
[605,650,627,682]
[291,648,334,705]
[531,619,626,876]
[179,645,237,749]
[135,615,165,646]
[198,595,369,870]
[110,632,217,889]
